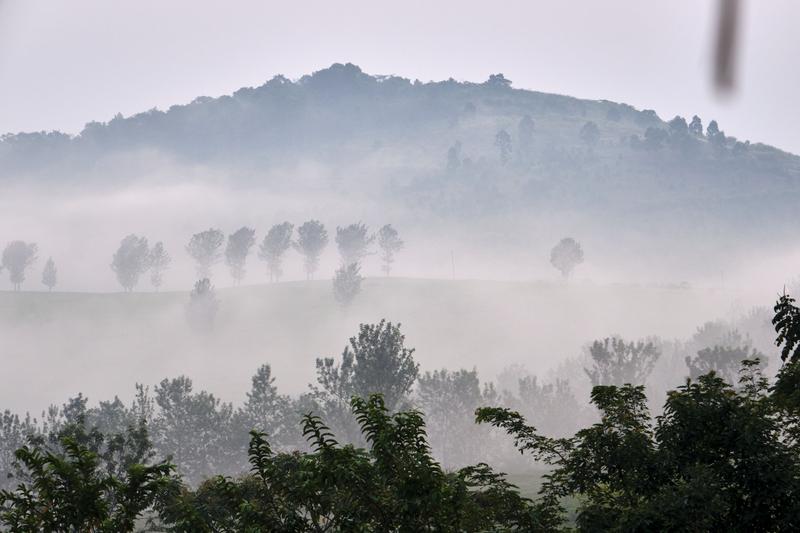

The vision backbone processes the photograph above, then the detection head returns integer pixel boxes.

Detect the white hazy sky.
[1,0,798,154]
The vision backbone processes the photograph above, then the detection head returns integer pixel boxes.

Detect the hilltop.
[1,63,799,222]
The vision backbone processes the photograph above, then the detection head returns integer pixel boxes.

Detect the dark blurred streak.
[714,0,740,93]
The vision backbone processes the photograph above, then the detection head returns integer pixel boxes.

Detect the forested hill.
[2,63,800,216]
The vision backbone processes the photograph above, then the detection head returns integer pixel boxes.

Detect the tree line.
[2,232,586,293]
[111,221,403,292]
[1,291,796,529]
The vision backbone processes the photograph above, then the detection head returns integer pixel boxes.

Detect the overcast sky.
[1,0,798,154]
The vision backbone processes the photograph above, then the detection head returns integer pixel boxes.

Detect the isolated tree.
[706,119,721,138]
[377,224,404,276]
[335,222,374,265]
[550,237,584,278]
[689,114,704,136]
[494,129,512,165]
[186,278,219,332]
[485,73,512,87]
[41,257,57,292]
[225,226,256,285]
[1,241,37,291]
[294,220,329,280]
[111,235,149,292]
[579,121,600,149]
[259,222,293,282]
[584,337,661,386]
[186,228,224,279]
[148,241,171,290]
[706,119,727,149]
[332,262,363,307]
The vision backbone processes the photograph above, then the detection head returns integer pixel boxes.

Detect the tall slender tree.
[148,242,171,291]
[41,257,57,292]
[335,223,374,266]
[111,235,149,292]
[186,229,224,279]
[225,227,256,285]
[294,220,328,280]
[259,222,294,282]
[377,224,404,276]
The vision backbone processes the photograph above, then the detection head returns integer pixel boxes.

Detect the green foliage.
[479,358,800,531]
[773,291,800,364]
[156,394,540,532]
[0,431,173,532]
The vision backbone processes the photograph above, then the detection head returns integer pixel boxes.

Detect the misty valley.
[2,63,800,531]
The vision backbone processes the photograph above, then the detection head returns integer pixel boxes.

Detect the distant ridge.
[1,63,798,218]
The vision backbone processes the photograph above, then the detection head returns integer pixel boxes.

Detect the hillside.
[2,63,799,219]
[0,277,768,414]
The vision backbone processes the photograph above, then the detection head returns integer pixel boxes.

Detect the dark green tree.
[157,394,545,532]
[478,359,800,531]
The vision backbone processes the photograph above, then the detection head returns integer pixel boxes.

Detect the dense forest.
[1,290,799,530]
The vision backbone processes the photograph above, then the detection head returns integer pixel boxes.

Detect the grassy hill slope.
[0,277,761,414]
